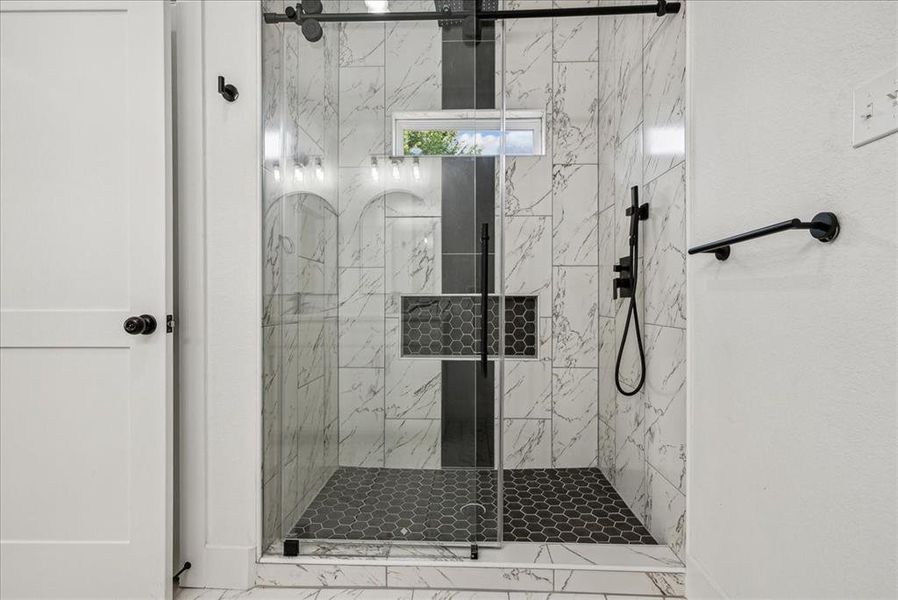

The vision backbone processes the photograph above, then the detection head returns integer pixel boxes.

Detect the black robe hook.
[218,76,238,102]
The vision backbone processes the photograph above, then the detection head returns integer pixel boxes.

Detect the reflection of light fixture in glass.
[365,0,389,13]
[314,158,324,182]
[646,126,685,157]
[370,157,379,181]
[391,158,401,180]
[273,162,281,182]
[412,157,421,181]
[293,162,304,183]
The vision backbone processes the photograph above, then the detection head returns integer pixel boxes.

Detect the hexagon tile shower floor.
[287,467,656,544]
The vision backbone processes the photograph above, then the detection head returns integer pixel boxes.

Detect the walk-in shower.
[261,0,684,559]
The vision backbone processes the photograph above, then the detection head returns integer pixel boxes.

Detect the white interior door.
[0,1,173,598]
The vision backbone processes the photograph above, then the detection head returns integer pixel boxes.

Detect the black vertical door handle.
[480,223,489,377]
[124,314,157,335]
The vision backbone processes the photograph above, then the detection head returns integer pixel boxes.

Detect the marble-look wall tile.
[262,169,283,327]
[598,13,618,213]
[338,0,384,68]
[505,216,552,317]
[503,418,552,469]
[647,464,686,557]
[644,324,686,492]
[599,418,616,477]
[552,367,599,467]
[262,468,281,547]
[297,315,326,387]
[552,0,598,62]
[262,325,282,487]
[505,156,553,217]
[503,360,552,419]
[298,376,327,506]
[339,367,385,467]
[552,165,599,266]
[552,62,598,165]
[598,316,617,425]
[385,217,441,317]
[282,323,300,466]
[339,67,385,167]
[384,167,442,218]
[538,317,553,361]
[385,17,441,131]
[281,455,301,531]
[643,163,685,328]
[502,1,553,114]
[615,11,643,140]
[613,385,647,521]
[614,126,643,242]
[598,206,616,318]
[385,318,441,419]
[642,4,685,184]
[338,268,385,368]
[553,266,599,368]
[384,418,441,469]
[339,167,385,268]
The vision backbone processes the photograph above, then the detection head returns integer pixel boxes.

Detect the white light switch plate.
[853,67,898,148]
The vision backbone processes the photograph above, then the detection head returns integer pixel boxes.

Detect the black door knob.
[124,314,157,335]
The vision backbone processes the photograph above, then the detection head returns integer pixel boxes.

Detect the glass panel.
[260,0,504,557]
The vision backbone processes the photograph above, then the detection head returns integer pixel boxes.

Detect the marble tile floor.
[286,467,655,545]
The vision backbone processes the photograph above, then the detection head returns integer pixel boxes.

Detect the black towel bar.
[688,212,840,261]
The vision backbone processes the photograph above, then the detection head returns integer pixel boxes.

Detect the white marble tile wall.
[599,0,687,558]
[499,2,602,470]
[331,1,447,469]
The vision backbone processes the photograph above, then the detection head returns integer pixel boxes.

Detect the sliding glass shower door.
[260,0,537,555]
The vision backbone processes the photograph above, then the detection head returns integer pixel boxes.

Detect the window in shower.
[392,110,545,157]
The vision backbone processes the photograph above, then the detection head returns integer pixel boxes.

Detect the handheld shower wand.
[613,186,648,396]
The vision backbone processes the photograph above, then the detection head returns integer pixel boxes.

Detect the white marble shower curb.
[255,543,685,597]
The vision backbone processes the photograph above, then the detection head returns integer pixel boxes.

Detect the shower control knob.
[124,314,157,336]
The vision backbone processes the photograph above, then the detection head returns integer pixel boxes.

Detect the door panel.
[0,1,172,598]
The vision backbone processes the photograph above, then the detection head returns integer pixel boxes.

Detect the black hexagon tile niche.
[287,467,655,545]
[401,295,537,358]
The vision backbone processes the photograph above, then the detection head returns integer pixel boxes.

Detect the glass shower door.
[261,0,516,556]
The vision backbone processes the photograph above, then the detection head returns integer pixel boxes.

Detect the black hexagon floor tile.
[286,467,656,545]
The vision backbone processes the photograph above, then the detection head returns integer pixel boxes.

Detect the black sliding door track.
[263,0,680,25]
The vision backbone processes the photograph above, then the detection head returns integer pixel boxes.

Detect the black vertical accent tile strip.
[441,158,478,255]
[475,361,495,468]
[440,7,497,469]
[441,362,477,467]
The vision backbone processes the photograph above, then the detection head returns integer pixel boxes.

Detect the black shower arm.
[688,213,840,261]
[263,0,680,25]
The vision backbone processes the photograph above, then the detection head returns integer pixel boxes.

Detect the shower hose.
[614,193,647,397]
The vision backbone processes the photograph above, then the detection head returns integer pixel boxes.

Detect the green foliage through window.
[403,130,461,156]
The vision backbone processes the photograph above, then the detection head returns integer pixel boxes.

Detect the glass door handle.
[480,223,489,376]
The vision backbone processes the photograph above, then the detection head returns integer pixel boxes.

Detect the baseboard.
[179,544,255,590]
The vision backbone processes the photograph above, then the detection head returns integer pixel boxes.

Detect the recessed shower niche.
[260,0,687,560]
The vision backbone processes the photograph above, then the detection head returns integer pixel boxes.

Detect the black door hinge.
[166,314,175,333]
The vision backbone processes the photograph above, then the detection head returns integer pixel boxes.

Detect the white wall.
[176,0,261,590]
[687,2,897,599]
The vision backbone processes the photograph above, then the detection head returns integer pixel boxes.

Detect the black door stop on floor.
[173,561,191,582]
